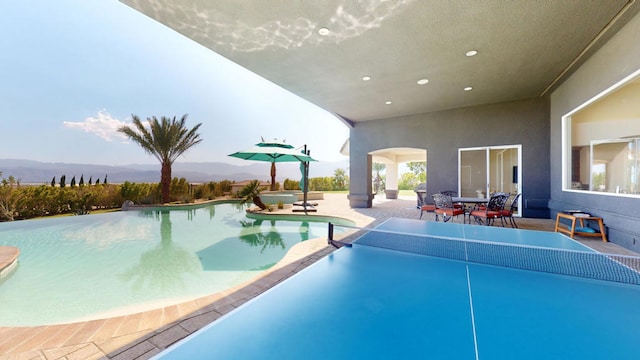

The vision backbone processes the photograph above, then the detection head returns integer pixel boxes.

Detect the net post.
[328,222,334,241]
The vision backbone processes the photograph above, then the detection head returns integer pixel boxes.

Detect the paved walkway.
[0,194,636,359]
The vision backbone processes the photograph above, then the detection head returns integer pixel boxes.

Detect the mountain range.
[0,158,349,185]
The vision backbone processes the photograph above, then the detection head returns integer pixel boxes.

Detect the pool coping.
[0,246,19,278]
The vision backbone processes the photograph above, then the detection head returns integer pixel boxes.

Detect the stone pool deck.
[0,194,636,359]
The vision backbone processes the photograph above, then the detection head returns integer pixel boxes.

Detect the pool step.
[0,246,19,278]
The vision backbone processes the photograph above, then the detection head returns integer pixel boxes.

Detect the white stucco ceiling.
[120,0,639,126]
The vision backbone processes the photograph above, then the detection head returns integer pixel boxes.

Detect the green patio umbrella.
[229,138,316,191]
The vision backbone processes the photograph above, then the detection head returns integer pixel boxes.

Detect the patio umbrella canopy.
[229,138,316,191]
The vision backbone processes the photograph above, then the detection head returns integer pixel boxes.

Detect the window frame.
[561,67,640,198]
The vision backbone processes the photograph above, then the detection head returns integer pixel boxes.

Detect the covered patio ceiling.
[120,1,639,126]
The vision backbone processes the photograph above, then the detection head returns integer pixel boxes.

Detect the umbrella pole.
[291,145,316,213]
[303,147,309,211]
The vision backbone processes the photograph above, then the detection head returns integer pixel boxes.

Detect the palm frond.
[118,114,203,165]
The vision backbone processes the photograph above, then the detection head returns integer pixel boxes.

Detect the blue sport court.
[153,218,640,359]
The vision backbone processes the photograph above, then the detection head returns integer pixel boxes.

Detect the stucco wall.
[349,97,550,217]
[550,12,640,250]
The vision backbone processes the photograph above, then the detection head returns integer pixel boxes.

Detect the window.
[562,68,640,196]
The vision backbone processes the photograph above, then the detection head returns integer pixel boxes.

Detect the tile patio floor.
[0,194,636,359]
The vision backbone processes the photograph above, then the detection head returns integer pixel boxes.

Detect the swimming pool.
[154,218,640,359]
[0,203,349,326]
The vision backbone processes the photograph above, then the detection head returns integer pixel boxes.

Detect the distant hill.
[0,158,350,184]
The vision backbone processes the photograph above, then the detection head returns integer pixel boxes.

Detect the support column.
[385,162,398,199]
[348,153,373,208]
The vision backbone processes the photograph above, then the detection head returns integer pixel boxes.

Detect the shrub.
[170,177,191,202]
[283,178,301,190]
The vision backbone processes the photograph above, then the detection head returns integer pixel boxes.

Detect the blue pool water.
[0,203,348,326]
[155,218,640,359]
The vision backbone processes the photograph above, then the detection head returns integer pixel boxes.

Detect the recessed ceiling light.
[318,27,330,36]
[385,101,392,105]
[466,50,478,57]
[417,79,429,85]
[362,76,371,81]
[464,86,473,91]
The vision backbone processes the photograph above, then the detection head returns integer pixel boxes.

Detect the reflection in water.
[239,220,285,253]
[119,211,200,293]
[196,217,310,271]
[139,205,216,222]
[123,0,415,52]
[208,205,216,220]
[138,209,158,219]
[299,221,310,241]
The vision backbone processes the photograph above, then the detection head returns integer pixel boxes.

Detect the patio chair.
[440,190,464,210]
[419,193,436,219]
[500,193,521,228]
[469,193,508,226]
[432,193,465,223]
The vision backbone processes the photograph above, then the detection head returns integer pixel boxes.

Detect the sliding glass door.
[459,145,522,216]
[459,149,488,198]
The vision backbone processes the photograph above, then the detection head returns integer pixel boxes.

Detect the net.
[332,224,640,285]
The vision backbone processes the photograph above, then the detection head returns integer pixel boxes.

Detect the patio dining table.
[452,197,489,204]
[452,197,489,223]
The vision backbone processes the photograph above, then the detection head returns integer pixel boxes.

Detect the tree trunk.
[253,195,267,210]
[161,162,171,203]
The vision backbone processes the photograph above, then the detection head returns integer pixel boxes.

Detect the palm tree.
[118,114,202,204]
[238,180,267,210]
[373,162,385,194]
[333,168,348,190]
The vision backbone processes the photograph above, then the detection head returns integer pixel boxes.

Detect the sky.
[0,1,350,167]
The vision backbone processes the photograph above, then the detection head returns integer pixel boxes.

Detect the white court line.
[465,264,480,360]
[462,228,480,360]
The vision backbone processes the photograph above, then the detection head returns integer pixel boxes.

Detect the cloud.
[63,110,129,142]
